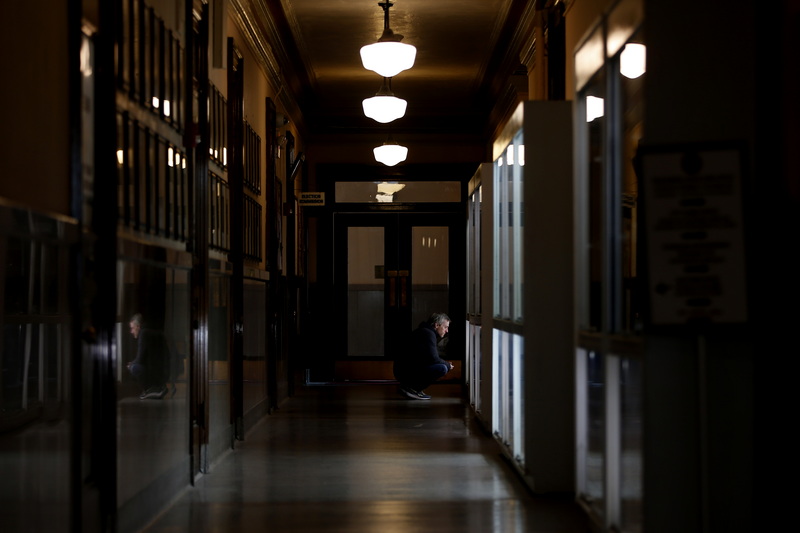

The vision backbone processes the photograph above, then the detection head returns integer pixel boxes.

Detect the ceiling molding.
[229,0,312,135]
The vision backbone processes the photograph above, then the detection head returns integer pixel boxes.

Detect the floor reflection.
[141,383,591,533]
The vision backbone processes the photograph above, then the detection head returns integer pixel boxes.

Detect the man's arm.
[419,328,448,366]
[128,335,144,368]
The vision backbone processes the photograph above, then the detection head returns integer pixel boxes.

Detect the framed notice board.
[637,142,748,329]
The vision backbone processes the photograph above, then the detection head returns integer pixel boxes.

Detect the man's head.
[129,313,143,339]
[428,312,450,338]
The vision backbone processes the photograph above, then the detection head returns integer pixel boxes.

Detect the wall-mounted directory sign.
[638,142,747,327]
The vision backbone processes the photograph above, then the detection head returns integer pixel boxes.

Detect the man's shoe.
[139,387,154,400]
[415,390,431,400]
[143,387,167,400]
[399,386,421,400]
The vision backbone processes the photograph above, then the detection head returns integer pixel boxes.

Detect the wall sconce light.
[275,112,290,131]
[362,77,407,123]
[620,43,646,79]
[585,95,604,122]
[373,136,408,166]
[360,1,416,78]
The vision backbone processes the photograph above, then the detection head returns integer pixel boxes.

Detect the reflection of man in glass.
[127,313,171,400]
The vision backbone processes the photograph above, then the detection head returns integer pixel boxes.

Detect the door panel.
[346,226,385,356]
[409,225,451,358]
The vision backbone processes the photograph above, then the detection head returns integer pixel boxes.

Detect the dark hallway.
[140,383,591,533]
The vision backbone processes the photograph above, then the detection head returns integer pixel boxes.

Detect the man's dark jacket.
[394,321,448,374]
[132,328,171,386]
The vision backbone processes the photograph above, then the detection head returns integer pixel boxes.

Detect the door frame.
[331,211,465,366]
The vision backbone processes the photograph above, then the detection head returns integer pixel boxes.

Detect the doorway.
[332,212,461,377]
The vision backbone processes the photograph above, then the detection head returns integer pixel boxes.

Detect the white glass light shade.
[373,142,408,166]
[362,95,407,123]
[360,41,416,78]
[620,43,646,79]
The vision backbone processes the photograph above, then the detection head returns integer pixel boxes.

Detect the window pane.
[493,129,524,321]
[620,356,643,532]
[582,71,606,331]
[585,350,605,519]
[511,129,524,321]
[620,38,644,333]
[335,181,460,203]
[411,226,449,339]
[347,227,385,356]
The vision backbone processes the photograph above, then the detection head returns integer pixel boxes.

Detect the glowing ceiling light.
[373,137,408,166]
[360,1,416,78]
[362,78,407,123]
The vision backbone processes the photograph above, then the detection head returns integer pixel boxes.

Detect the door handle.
[400,276,407,307]
[399,270,409,308]
[387,270,398,307]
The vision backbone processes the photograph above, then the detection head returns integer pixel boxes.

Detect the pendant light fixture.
[373,136,408,166]
[360,1,416,78]
[362,77,407,123]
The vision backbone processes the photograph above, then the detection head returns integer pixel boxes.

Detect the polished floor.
[140,382,592,533]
